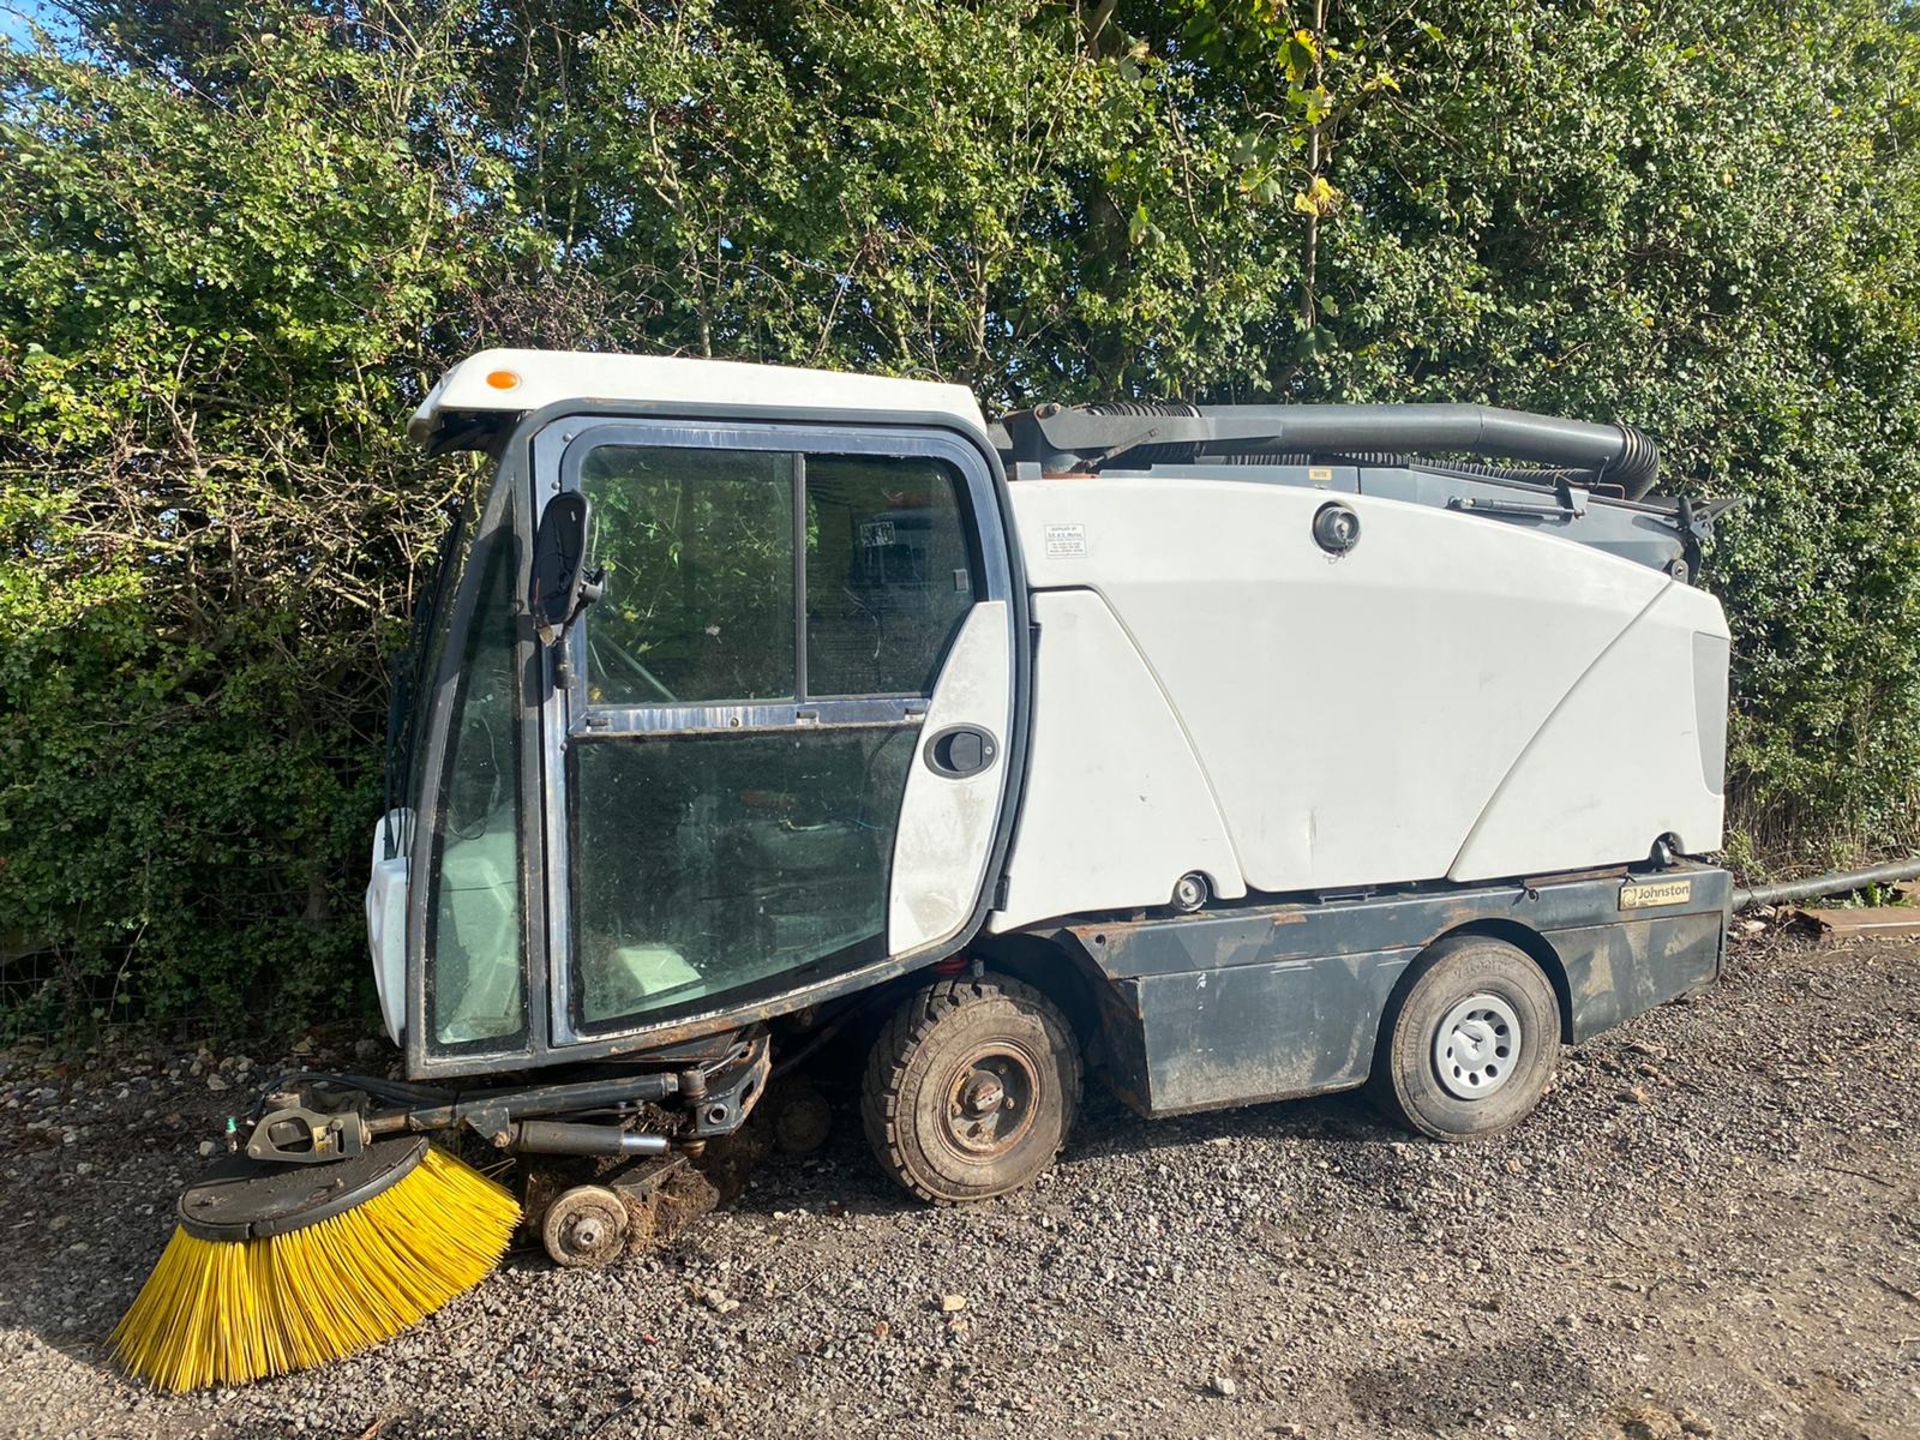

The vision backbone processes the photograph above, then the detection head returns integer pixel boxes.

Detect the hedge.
[4,0,1917,1031]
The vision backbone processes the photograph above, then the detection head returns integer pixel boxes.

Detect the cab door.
[537,419,1021,1052]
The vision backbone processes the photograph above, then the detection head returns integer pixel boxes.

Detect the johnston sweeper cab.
[117,348,1738,1389]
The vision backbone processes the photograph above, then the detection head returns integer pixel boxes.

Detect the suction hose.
[1008,401,1663,497]
[1731,858,1920,912]
[1191,404,1662,498]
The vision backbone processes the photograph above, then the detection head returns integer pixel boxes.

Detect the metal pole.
[1731,858,1920,912]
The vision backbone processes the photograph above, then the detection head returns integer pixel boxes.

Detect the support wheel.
[541,1184,629,1269]
[1369,935,1560,1142]
[768,1080,834,1156]
[863,974,1082,1204]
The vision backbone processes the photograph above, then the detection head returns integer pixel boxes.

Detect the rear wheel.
[1369,935,1560,1141]
[863,974,1082,1204]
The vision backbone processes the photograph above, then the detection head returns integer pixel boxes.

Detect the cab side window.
[578,446,794,706]
[804,455,974,697]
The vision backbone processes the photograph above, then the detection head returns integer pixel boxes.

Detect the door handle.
[923,725,998,779]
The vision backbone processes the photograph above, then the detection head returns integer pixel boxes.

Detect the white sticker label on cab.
[1045,523,1088,558]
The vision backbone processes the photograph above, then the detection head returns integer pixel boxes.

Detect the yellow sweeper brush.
[113,1136,519,1391]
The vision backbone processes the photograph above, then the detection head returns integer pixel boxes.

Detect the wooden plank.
[1796,906,1920,939]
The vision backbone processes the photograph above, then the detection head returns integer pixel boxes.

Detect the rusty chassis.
[243,1032,771,1166]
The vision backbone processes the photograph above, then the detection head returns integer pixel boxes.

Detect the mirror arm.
[576,568,606,613]
[538,567,604,691]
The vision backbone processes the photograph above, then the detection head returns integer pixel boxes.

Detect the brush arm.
[360,1069,688,1146]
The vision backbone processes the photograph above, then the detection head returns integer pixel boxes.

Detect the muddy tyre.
[1369,935,1560,1142]
[863,974,1082,1204]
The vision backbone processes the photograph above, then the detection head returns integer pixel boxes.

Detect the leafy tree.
[0,5,521,1026]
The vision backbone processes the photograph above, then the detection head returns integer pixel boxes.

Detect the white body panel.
[363,811,411,1046]
[889,602,1016,953]
[988,590,1248,933]
[991,478,1728,927]
[1450,582,1727,879]
[411,348,990,446]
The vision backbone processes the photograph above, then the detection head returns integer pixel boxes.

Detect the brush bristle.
[112,1146,520,1391]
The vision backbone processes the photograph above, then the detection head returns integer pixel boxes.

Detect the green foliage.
[0,6,514,1029]
[4,0,1919,1031]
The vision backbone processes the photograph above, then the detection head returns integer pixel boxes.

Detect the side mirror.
[528,492,602,641]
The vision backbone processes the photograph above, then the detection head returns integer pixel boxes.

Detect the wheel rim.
[1431,992,1522,1100]
[937,1041,1040,1162]
[544,1186,628,1268]
[569,1212,610,1252]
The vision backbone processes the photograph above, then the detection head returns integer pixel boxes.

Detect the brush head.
[113,1139,519,1392]
[178,1134,429,1240]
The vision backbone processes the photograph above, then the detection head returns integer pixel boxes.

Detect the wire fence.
[0,945,202,1055]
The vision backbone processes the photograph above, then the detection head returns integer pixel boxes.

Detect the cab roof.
[409,348,990,450]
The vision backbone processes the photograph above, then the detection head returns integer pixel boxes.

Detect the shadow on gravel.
[721,1068,1430,1227]
[0,1134,182,1385]
[1068,1080,1395,1159]
[1343,1328,1600,1431]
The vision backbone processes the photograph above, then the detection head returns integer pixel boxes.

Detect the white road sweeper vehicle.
[116,349,1738,1387]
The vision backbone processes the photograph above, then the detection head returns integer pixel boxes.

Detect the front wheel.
[1369,935,1561,1141]
[862,974,1082,1204]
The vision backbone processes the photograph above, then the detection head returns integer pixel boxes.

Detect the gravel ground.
[2,930,1918,1440]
